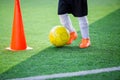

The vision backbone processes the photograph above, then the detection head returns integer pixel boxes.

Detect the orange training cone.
[6,0,32,51]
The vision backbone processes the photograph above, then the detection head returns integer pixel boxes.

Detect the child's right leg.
[59,14,75,32]
[59,14,78,44]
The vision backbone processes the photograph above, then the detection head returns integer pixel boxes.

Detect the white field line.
[10,66,120,80]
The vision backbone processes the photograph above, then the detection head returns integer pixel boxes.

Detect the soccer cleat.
[66,32,78,45]
[79,38,90,48]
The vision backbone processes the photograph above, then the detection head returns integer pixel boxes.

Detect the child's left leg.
[78,16,90,48]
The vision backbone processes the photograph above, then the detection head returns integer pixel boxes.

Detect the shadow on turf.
[0,9,120,80]
[0,46,106,79]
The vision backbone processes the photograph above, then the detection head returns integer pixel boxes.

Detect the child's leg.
[78,16,90,48]
[59,14,77,44]
[59,14,75,32]
[78,16,89,39]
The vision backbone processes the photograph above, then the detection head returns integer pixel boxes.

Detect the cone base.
[6,46,33,51]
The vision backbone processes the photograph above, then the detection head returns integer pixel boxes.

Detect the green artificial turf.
[0,0,120,80]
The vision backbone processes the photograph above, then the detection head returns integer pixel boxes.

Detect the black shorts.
[58,0,88,17]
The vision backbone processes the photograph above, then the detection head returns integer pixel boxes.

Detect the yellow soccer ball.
[49,25,70,47]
